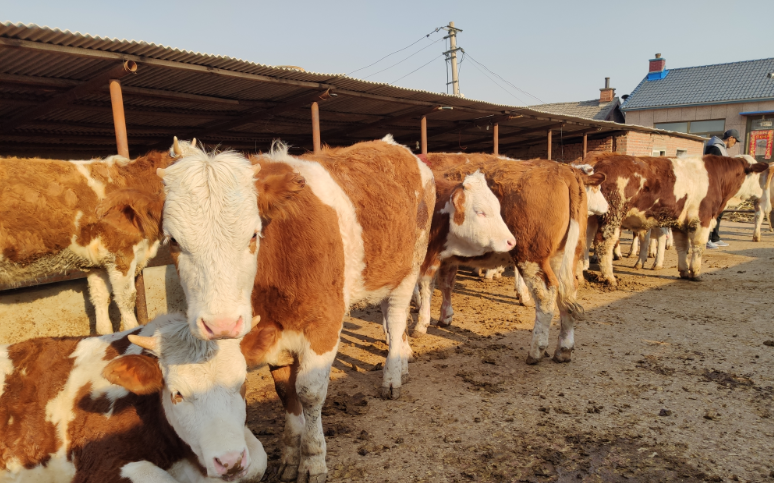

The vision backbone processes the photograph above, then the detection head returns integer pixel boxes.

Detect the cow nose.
[201,316,244,339]
[213,450,248,477]
[506,237,516,249]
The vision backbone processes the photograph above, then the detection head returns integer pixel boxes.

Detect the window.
[655,119,725,138]
[676,149,688,157]
[652,149,666,157]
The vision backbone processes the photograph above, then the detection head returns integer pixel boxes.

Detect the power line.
[465,57,528,105]
[389,55,444,85]
[347,26,444,77]
[363,38,444,80]
[463,51,545,104]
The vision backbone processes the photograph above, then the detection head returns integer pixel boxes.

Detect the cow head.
[157,146,261,340]
[103,314,266,480]
[441,171,516,257]
[733,154,772,214]
[582,172,609,216]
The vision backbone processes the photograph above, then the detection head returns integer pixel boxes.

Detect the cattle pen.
[4,21,773,483]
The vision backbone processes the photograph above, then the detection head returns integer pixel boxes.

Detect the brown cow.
[0,313,267,481]
[413,154,603,365]
[115,136,436,483]
[0,140,194,334]
[587,153,768,284]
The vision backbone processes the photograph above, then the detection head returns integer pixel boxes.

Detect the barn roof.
[622,57,774,111]
[0,21,704,159]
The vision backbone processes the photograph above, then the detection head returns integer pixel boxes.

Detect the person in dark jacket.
[704,129,741,248]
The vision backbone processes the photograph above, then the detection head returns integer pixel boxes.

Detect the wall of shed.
[503,132,703,161]
[624,100,774,156]
[0,265,185,345]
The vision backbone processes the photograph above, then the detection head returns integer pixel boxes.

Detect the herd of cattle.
[1,135,772,482]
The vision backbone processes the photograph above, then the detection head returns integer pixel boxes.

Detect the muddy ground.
[245,220,774,483]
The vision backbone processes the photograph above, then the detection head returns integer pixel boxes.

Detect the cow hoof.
[381,385,401,400]
[651,265,664,271]
[633,261,643,270]
[604,278,617,287]
[298,472,327,483]
[401,373,410,385]
[438,317,453,327]
[679,271,690,279]
[525,355,541,365]
[552,348,573,363]
[519,298,535,308]
[690,275,702,282]
[409,327,426,338]
[753,234,761,242]
[279,464,299,481]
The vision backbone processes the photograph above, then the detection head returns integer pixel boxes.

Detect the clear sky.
[2,0,773,106]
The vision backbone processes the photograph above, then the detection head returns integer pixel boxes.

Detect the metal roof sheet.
[0,21,704,159]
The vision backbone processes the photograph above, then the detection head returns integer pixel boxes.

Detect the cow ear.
[256,171,306,222]
[103,354,163,395]
[582,172,606,186]
[240,322,279,369]
[450,186,467,225]
[745,162,769,174]
[98,190,165,240]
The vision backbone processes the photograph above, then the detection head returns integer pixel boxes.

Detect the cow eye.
[169,237,178,246]
[171,391,184,404]
[476,211,486,218]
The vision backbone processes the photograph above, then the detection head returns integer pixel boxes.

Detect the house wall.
[503,132,703,161]
[624,100,774,156]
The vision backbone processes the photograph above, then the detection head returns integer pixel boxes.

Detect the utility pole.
[443,21,463,97]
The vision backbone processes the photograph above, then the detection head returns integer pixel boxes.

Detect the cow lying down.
[0,313,267,482]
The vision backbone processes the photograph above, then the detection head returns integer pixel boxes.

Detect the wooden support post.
[582,133,588,160]
[421,115,428,155]
[311,101,321,154]
[493,123,499,155]
[109,76,148,325]
[547,129,552,160]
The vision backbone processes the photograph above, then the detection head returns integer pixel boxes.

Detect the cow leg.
[514,269,534,307]
[87,270,114,335]
[648,230,658,258]
[614,239,624,260]
[549,252,581,364]
[296,348,336,483]
[625,231,637,258]
[634,230,651,269]
[584,216,599,271]
[665,228,674,250]
[651,228,667,270]
[120,461,183,482]
[597,226,620,286]
[381,273,416,399]
[271,362,304,482]
[437,264,458,327]
[688,226,709,281]
[673,229,691,279]
[519,261,557,365]
[244,426,268,481]
[106,264,139,330]
[412,276,434,337]
[753,200,764,242]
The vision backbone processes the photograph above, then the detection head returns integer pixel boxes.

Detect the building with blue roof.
[622,54,774,161]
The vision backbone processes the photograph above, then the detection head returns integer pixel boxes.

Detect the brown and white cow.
[139,136,435,483]
[587,153,769,284]
[413,154,603,365]
[0,313,267,482]
[0,139,194,334]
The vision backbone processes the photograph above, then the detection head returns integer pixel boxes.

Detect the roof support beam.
[324,106,441,141]
[0,61,137,134]
[433,122,565,152]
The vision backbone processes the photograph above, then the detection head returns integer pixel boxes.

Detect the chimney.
[599,77,615,103]
[648,53,668,80]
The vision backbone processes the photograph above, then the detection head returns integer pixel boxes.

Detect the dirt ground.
[245,220,774,483]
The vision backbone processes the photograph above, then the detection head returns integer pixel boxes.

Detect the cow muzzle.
[212,449,249,481]
[199,316,245,340]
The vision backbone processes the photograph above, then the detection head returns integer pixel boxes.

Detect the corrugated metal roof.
[0,21,704,158]
[622,57,774,111]
[531,99,621,121]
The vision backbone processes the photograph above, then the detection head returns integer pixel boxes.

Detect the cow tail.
[558,174,586,320]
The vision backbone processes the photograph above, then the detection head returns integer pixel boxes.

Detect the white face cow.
[572,164,609,216]
[158,147,261,340]
[441,171,516,257]
[104,314,266,480]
